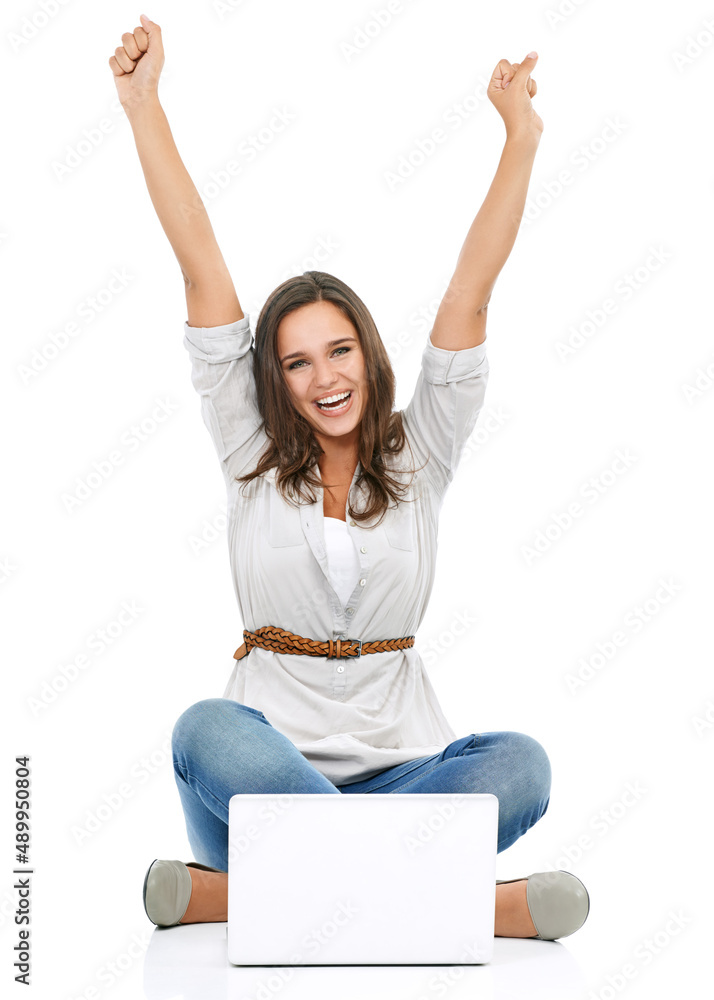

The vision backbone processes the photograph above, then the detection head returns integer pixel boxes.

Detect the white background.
[3,0,712,997]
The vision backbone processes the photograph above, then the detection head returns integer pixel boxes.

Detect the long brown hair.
[236,271,422,525]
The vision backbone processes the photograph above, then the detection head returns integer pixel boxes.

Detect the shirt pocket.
[268,482,305,547]
[384,498,416,550]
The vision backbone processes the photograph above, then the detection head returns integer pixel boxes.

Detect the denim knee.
[498,731,552,812]
[172,698,221,756]
[171,697,268,761]
[172,697,254,763]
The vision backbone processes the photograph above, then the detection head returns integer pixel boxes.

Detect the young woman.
[110,16,589,941]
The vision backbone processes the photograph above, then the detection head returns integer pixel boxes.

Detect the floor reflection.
[143,923,586,1000]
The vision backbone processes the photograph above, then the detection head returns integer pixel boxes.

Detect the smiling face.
[277,300,367,452]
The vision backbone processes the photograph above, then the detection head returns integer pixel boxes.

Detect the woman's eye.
[288,347,350,370]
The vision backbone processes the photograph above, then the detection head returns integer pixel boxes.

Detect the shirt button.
[360,546,367,553]
[349,520,356,526]
[360,579,366,586]
[346,608,354,615]
[336,665,345,673]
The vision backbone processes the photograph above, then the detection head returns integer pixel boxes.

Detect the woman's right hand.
[108,14,165,109]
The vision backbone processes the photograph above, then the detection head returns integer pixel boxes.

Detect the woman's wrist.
[121,90,162,122]
[503,127,542,152]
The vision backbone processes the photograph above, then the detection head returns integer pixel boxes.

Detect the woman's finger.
[510,52,538,87]
[508,67,538,94]
[108,54,124,78]
[113,45,135,74]
[489,53,538,93]
[133,25,149,55]
[120,31,142,62]
[491,58,514,90]
[503,61,522,89]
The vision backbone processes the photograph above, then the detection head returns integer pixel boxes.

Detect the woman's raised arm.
[430,52,543,352]
[109,15,242,328]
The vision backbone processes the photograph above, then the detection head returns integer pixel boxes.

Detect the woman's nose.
[314,365,338,387]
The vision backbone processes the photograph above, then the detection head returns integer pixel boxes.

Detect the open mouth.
[314,390,352,414]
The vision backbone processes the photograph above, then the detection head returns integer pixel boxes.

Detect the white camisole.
[323,516,361,606]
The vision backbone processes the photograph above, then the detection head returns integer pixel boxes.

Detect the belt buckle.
[344,638,362,658]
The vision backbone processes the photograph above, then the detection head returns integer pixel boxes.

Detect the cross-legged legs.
[170,700,551,934]
[339,730,552,854]
[171,698,339,872]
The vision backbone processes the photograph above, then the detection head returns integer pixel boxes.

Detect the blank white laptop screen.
[227,792,499,966]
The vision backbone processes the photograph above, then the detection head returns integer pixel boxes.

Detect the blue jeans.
[172,699,551,872]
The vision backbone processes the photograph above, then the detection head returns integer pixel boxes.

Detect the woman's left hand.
[487,52,543,141]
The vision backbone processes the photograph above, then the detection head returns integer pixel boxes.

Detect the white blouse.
[323,516,361,607]
[183,313,489,786]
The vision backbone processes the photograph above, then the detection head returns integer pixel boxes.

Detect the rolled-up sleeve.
[401,331,490,497]
[183,315,268,483]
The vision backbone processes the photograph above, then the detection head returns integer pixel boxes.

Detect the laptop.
[226,792,499,966]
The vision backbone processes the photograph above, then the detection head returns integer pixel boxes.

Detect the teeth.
[316,391,350,406]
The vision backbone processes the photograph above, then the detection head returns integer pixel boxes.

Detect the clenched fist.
[108,14,165,109]
[487,52,543,140]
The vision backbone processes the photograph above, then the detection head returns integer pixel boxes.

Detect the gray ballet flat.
[143,859,224,927]
[496,870,590,940]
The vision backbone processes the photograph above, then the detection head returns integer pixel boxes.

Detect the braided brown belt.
[233,625,415,661]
